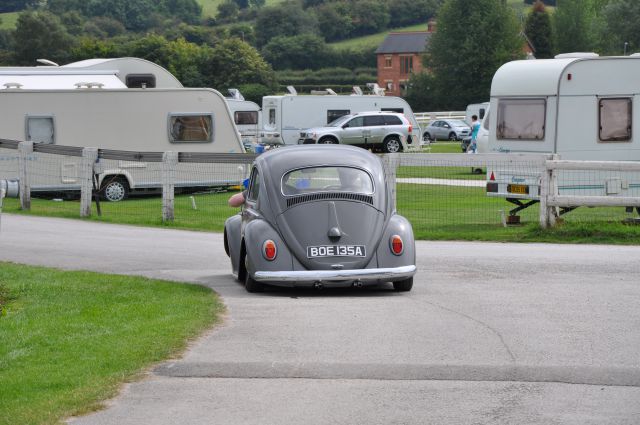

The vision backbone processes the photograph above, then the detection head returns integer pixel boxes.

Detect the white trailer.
[0,58,246,201]
[260,89,422,149]
[464,102,489,126]
[225,89,261,150]
[484,55,640,207]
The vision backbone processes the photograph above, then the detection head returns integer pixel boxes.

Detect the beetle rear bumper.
[253,265,416,282]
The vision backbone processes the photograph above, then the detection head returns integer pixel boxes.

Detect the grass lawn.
[2,180,639,244]
[0,262,224,425]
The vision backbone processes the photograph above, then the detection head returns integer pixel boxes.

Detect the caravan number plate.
[307,245,366,258]
[507,184,529,194]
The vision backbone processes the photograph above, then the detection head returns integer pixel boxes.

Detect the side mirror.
[342,124,349,129]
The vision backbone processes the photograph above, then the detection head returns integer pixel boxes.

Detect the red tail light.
[263,240,277,261]
[390,235,403,255]
[408,124,413,133]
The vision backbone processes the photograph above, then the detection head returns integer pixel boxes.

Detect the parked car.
[224,144,417,293]
[423,119,471,142]
[297,111,413,153]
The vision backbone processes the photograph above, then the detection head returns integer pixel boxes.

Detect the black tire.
[423,132,432,143]
[319,137,338,144]
[101,176,129,202]
[393,277,413,292]
[244,257,264,293]
[448,132,457,141]
[383,136,402,153]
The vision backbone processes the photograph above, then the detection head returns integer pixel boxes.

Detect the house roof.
[375,32,431,54]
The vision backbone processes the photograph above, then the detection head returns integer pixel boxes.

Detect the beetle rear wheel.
[393,277,413,292]
[244,257,264,293]
[319,137,338,144]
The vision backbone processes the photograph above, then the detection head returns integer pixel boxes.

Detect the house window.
[234,111,258,125]
[385,81,394,91]
[599,98,632,142]
[384,56,392,68]
[400,56,413,75]
[399,80,409,95]
[26,116,55,144]
[496,98,546,140]
[327,110,350,124]
[169,114,213,143]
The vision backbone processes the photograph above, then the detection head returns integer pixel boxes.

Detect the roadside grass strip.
[0,262,224,425]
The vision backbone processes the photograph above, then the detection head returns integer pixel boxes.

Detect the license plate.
[307,245,366,258]
[507,184,529,194]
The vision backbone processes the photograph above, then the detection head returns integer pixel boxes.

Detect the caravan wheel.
[101,177,129,202]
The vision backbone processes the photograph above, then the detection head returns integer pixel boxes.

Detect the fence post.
[162,151,178,222]
[539,162,550,228]
[382,153,400,211]
[80,147,98,217]
[18,141,33,211]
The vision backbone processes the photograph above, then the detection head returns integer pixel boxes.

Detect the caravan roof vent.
[228,88,245,100]
[352,86,363,96]
[3,82,23,89]
[74,82,105,89]
[36,58,59,67]
[326,88,337,95]
[554,52,600,59]
[630,53,640,57]
[366,83,386,96]
[286,86,297,96]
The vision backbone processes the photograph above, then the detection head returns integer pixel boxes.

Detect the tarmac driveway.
[1,214,639,424]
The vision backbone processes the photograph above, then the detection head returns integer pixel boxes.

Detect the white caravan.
[225,89,261,149]
[260,88,421,149]
[485,54,640,202]
[464,102,489,126]
[0,58,246,201]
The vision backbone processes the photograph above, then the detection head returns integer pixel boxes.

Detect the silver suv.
[298,111,413,153]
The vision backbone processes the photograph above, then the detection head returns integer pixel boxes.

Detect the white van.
[260,88,421,149]
[485,54,640,201]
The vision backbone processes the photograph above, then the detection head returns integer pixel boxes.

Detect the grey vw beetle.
[224,145,416,292]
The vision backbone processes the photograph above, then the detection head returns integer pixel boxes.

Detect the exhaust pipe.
[0,179,19,198]
[313,282,323,289]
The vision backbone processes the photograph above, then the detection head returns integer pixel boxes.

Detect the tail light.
[263,240,277,261]
[390,235,403,255]
[408,124,413,133]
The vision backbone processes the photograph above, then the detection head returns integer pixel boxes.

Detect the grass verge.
[0,262,224,425]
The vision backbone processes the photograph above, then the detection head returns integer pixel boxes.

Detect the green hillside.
[329,23,429,51]
[196,0,285,18]
[0,12,19,30]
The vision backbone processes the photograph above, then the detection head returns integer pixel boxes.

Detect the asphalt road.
[1,214,640,424]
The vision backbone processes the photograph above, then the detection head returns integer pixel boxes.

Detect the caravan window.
[26,116,55,144]
[235,111,258,125]
[327,110,350,124]
[599,98,632,142]
[497,98,546,140]
[169,114,213,143]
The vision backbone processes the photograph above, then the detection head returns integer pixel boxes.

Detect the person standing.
[468,114,480,154]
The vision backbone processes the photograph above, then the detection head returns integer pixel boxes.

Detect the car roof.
[253,145,389,217]
[256,144,384,176]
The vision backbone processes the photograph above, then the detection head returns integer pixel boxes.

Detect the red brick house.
[375,31,432,97]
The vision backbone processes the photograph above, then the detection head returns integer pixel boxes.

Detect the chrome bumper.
[254,265,416,282]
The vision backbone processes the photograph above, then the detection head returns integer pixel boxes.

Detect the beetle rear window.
[282,167,373,196]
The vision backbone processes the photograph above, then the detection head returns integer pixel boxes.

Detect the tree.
[254,1,318,47]
[350,0,389,36]
[599,0,640,54]
[12,10,74,65]
[202,38,277,90]
[525,0,554,58]
[552,0,597,53]
[422,0,523,110]
[161,0,202,25]
[217,0,239,23]
[314,2,353,42]
[261,34,330,70]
